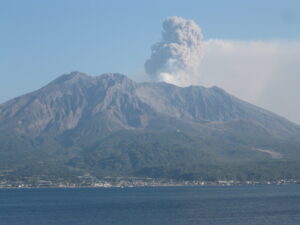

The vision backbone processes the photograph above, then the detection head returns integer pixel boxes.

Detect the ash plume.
[145,16,203,86]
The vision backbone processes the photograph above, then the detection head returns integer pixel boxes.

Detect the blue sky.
[1,0,300,123]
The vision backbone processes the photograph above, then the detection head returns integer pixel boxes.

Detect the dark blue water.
[1,185,300,225]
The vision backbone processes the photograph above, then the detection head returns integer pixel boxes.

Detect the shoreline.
[0,179,299,189]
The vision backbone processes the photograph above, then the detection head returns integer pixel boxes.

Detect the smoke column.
[145,16,203,86]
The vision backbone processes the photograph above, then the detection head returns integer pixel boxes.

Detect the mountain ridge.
[0,71,300,182]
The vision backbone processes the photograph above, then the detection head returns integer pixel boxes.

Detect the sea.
[0,184,300,225]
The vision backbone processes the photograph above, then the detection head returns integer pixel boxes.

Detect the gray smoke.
[145,16,203,86]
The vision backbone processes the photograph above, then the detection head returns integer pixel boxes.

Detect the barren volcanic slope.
[1,72,300,181]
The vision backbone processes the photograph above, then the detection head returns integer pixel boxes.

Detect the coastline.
[0,178,299,189]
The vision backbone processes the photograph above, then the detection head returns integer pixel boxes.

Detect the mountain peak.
[1,71,300,182]
[99,73,131,82]
[51,71,92,85]
[97,73,134,89]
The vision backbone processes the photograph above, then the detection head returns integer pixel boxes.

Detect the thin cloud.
[201,39,300,125]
